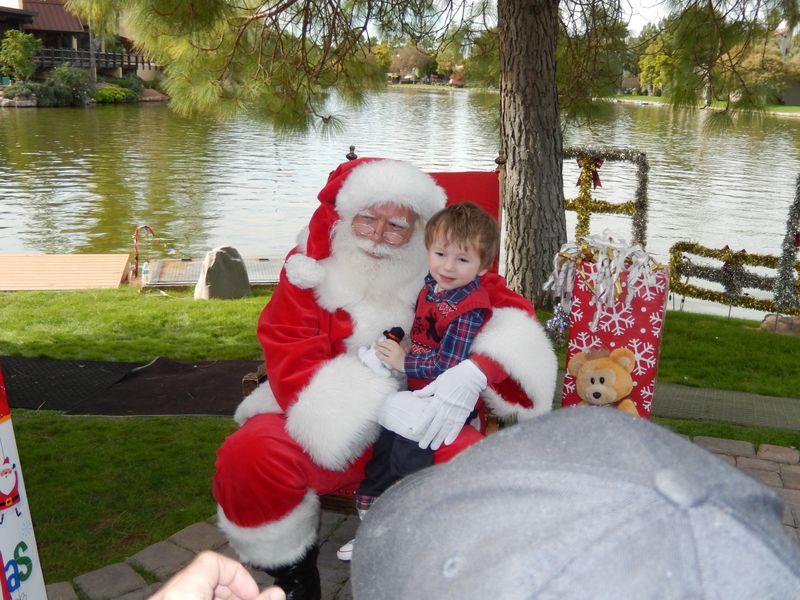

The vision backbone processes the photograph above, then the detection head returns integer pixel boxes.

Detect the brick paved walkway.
[45,433,800,600]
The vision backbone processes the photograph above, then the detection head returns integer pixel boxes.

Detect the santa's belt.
[2,494,19,507]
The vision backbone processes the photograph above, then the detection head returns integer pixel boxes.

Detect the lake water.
[2,89,799,318]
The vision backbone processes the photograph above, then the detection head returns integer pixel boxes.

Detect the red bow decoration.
[576,158,603,189]
[721,245,747,268]
[794,231,800,248]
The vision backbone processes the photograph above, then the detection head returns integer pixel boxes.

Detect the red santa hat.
[286,158,447,288]
[305,158,446,260]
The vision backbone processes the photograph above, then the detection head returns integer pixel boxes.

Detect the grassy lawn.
[610,94,800,114]
[13,410,235,583]
[0,287,268,362]
[2,287,799,583]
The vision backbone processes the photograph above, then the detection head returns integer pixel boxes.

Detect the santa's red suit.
[213,159,557,570]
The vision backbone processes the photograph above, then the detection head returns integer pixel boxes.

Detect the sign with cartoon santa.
[0,365,46,600]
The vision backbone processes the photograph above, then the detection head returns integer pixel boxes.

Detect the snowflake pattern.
[637,383,655,412]
[563,377,576,396]
[628,338,657,376]
[567,295,584,325]
[595,302,635,336]
[649,310,665,338]
[568,331,602,355]
[570,305,584,325]
[575,272,593,293]
[628,271,668,302]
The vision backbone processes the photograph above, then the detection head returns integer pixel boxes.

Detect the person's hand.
[149,551,286,600]
[379,390,432,442]
[375,339,406,372]
[357,346,391,377]
[411,359,487,450]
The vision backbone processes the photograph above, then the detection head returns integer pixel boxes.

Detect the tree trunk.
[499,0,566,307]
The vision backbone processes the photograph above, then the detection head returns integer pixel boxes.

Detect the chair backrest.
[429,171,501,274]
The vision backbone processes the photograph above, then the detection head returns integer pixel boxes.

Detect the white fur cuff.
[234,381,282,425]
[217,491,319,569]
[472,307,558,420]
[286,354,399,470]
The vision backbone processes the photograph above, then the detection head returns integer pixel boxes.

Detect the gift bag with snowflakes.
[545,232,670,419]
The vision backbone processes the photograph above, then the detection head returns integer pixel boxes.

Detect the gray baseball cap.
[352,407,800,599]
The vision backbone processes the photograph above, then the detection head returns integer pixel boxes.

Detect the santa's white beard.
[315,223,428,350]
[0,472,16,496]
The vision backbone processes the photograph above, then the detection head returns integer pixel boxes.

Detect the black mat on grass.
[1,355,261,416]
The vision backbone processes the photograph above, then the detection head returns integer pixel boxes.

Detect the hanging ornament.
[575,157,603,189]
[545,304,570,346]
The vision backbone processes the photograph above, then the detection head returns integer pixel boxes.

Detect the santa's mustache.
[351,237,398,258]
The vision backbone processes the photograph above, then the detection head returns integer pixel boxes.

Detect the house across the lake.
[0,0,159,81]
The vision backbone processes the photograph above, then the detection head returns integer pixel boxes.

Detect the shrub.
[27,80,58,107]
[2,82,36,99]
[44,64,95,107]
[111,74,145,96]
[143,77,167,95]
[0,30,42,81]
[95,86,137,103]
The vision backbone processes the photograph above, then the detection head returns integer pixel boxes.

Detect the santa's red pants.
[213,412,483,528]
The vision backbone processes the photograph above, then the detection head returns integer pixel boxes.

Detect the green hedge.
[95,86,138,103]
[2,81,34,99]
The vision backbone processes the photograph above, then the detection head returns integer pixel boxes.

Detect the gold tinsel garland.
[561,150,800,315]
[563,147,649,246]
[669,241,800,316]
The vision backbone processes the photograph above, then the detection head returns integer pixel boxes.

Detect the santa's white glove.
[378,391,432,442]
[411,359,487,450]
[358,346,391,378]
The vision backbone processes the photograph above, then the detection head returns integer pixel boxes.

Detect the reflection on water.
[1,92,799,316]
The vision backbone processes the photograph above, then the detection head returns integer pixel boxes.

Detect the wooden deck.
[144,257,282,287]
[0,254,130,291]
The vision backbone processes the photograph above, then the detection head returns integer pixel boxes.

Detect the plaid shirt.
[404,274,487,380]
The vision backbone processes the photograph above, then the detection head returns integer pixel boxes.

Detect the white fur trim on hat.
[216,490,319,569]
[285,253,325,289]
[472,307,557,420]
[285,353,400,471]
[336,160,446,220]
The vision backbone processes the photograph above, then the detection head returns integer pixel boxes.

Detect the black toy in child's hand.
[383,327,405,343]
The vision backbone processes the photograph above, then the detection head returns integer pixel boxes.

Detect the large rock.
[760,314,800,336]
[140,88,168,102]
[194,246,252,299]
[0,96,36,107]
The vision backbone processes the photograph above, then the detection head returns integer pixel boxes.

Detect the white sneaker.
[336,538,354,562]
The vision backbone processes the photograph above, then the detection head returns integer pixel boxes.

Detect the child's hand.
[375,339,406,372]
[358,346,391,377]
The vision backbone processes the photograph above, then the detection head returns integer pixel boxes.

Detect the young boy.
[338,201,499,561]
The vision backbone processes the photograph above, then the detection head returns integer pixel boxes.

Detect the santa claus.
[213,158,557,599]
[0,456,20,524]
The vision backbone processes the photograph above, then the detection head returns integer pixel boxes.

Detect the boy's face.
[427,235,488,291]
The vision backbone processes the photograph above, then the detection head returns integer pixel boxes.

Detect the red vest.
[406,285,491,390]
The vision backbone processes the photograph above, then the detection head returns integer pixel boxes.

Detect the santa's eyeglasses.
[351,220,410,245]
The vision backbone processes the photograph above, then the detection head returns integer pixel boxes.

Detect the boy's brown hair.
[424,202,500,270]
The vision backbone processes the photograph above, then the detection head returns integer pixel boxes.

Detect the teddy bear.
[567,347,640,416]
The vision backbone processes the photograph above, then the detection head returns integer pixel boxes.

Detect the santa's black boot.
[265,545,321,600]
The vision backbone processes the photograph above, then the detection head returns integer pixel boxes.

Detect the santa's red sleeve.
[252,259,400,471]
[470,273,557,420]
